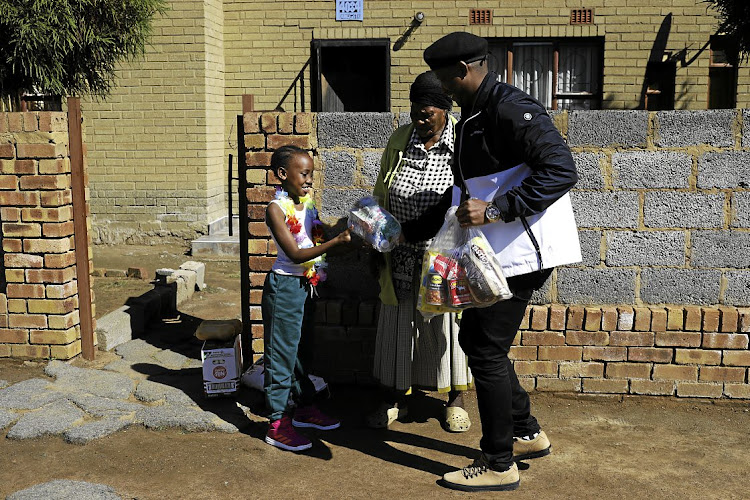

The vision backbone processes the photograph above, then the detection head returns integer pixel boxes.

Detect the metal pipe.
[228,154,234,237]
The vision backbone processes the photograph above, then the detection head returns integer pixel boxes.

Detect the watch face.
[486,204,501,221]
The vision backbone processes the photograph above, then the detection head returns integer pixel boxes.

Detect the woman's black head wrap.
[409,71,452,110]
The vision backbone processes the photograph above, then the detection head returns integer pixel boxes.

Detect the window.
[21,94,63,111]
[488,39,602,110]
[708,36,737,109]
[644,61,676,111]
[311,39,390,112]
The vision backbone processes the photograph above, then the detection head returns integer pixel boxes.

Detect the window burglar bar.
[489,39,602,110]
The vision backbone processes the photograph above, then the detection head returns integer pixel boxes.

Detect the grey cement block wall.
[322,151,356,186]
[570,192,639,228]
[724,271,750,306]
[612,151,691,189]
[567,110,648,147]
[314,110,750,306]
[691,231,750,268]
[577,230,602,267]
[320,188,372,220]
[732,192,750,228]
[573,153,604,189]
[557,268,637,304]
[655,110,735,148]
[605,231,685,267]
[640,269,722,305]
[317,113,394,148]
[644,192,725,228]
[698,152,750,188]
[362,151,382,186]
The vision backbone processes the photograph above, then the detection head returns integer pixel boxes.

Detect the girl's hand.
[335,228,352,244]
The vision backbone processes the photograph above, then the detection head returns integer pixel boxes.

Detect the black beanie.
[409,71,452,110]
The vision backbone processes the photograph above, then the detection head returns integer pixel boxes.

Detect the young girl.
[262,145,351,452]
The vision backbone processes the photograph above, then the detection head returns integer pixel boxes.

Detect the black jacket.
[454,71,578,223]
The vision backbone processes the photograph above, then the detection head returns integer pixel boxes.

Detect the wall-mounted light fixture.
[394,12,426,51]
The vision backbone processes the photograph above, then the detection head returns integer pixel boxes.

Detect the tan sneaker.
[513,430,551,461]
[441,456,519,492]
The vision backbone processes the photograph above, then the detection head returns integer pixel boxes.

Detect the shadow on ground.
[128,313,478,473]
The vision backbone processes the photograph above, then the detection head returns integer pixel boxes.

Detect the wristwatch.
[485,202,501,223]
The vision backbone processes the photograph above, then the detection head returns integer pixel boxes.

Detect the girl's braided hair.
[270,145,308,176]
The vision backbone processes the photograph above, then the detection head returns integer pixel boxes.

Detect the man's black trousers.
[458,270,551,471]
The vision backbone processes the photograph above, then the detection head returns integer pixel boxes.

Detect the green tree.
[0,0,166,109]
[704,0,750,59]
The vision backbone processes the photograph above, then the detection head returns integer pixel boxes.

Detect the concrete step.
[191,233,240,257]
[208,215,240,236]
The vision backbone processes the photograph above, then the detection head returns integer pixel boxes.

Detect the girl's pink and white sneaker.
[292,406,341,430]
[265,416,312,451]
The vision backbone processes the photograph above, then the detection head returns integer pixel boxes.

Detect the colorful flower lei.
[275,188,327,286]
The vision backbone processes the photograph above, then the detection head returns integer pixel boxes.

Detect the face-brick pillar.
[242,111,313,362]
[0,111,93,359]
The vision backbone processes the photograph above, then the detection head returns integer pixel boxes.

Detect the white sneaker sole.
[440,479,520,492]
[292,419,340,430]
[264,435,312,451]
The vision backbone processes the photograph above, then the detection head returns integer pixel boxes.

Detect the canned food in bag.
[425,272,447,305]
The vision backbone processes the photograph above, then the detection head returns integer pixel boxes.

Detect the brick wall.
[0,112,93,360]
[243,109,750,399]
[82,0,227,245]
[243,111,314,358]
[225,0,750,113]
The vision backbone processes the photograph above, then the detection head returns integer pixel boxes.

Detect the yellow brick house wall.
[204,0,227,229]
[224,0,747,115]
[83,0,748,243]
[83,0,226,244]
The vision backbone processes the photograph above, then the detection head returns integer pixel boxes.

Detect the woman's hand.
[456,198,489,227]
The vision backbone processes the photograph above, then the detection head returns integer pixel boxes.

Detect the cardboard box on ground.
[196,319,328,399]
[197,320,243,397]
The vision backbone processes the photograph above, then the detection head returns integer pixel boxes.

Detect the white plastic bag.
[240,356,328,394]
[417,207,512,318]
[348,196,402,252]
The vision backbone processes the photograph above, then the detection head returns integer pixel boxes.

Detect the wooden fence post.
[67,97,95,360]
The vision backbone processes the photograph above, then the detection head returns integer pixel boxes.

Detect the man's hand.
[456,198,490,227]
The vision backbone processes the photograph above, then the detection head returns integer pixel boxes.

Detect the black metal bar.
[276,60,310,112]
[227,154,234,237]
[237,115,251,367]
[301,67,305,112]
[311,39,321,111]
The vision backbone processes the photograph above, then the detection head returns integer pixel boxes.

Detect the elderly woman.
[367,71,472,432]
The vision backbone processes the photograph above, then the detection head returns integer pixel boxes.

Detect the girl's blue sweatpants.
[261,272,317,422]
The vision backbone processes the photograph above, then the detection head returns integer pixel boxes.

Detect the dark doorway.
[311,39,390,112]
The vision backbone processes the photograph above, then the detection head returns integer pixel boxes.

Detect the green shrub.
[0,0,166,106]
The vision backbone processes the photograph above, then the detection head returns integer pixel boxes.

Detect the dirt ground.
[1,245,749,499]
[90,243,242,321]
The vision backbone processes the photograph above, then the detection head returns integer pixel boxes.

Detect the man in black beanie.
[423,32,582,492]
